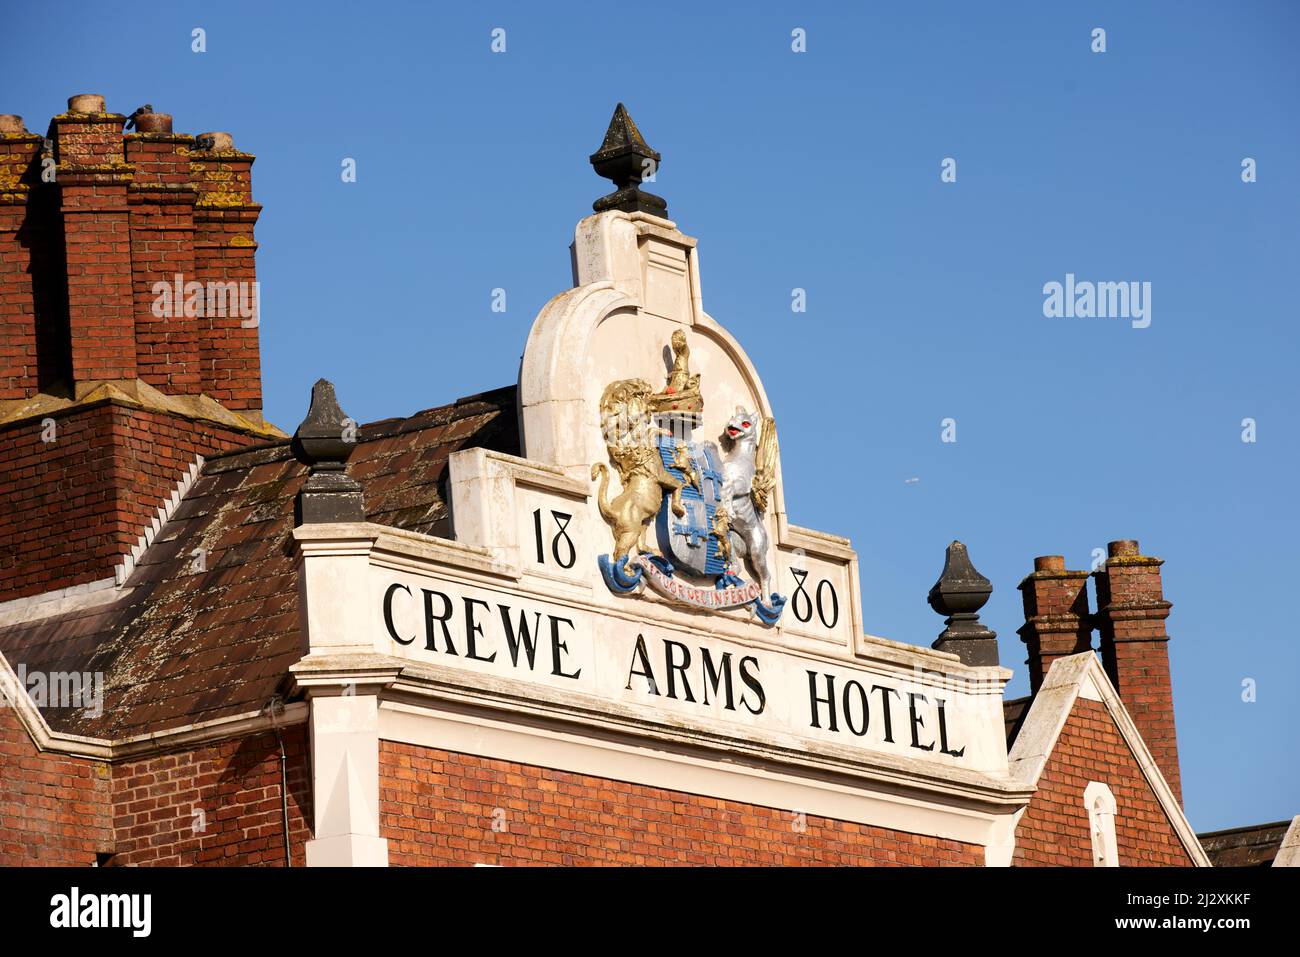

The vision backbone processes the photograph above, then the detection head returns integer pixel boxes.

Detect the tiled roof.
[1003,696,1031,745]
[0,386,518,739]
[1197,820,1292,867]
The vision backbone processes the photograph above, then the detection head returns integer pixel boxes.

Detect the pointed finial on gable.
[292,378,365,525]
[928,540,999,666]
[589,103,668,218]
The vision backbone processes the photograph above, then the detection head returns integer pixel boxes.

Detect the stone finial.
[589,103,668,218]
[292,378,365,525]
[927,541,999,666]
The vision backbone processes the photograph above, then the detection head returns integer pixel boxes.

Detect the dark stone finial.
[589,103,668,218]
[292,378,365,525]
[927,540,999,666]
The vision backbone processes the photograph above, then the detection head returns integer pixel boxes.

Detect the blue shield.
[655,437,726,577]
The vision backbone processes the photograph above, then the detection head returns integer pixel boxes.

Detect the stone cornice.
[0,378,284,437]
[289,651,1035,816]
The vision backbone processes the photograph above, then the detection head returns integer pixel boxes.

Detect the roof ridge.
[353,383,517,441]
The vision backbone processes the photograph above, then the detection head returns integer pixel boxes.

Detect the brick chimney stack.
[54,94,139,391]
[123,108,201,394]
[1017,555,1093,694]
[190,129,263,411]
[0,95,281,603]
[0,113,47,399]
[1093,539,1182,804]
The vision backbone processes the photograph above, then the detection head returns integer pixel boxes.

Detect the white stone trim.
[447,447,590,575]
[1084,781,1119,867]
[1008,652,1210,866]
[0,577,122,628]
[519,281,636,471]
[985,808,1026,867]
[304,692,388,867]
[113,455,204,587]
[1273,815,1300,867]
[291,652,1026,805]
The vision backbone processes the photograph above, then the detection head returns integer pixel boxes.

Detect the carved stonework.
[591,334,785,624]
[651,329,702,418]
[927,540,998,666]
[292,378,364,526]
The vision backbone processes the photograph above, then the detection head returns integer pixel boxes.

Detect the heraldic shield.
[655,437,726,577]
[591,332,786,625]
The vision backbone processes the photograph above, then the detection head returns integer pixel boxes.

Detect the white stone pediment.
[291,207,1024,867]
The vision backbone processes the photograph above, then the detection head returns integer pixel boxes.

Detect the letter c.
[384,583,415,645]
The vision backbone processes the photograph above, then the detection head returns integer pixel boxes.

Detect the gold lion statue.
[592,379,685,575]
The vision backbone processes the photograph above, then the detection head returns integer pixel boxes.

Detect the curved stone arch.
[518,281,636,470]
[518,282,787,525]
[692,309,786,524]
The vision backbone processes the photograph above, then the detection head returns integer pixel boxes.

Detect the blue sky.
[6,1,1296,832]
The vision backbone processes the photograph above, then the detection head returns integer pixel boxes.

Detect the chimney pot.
[1108,539,1140,558]
[1034,555,1065,573]
[0,114,25,133]
[67,93,106,113]
[133,112,173,134]
[196,131,234,151]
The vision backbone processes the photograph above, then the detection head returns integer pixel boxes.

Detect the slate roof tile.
[0,385,519,739]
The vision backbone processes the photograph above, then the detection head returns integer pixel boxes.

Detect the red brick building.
[0,97,1283,867]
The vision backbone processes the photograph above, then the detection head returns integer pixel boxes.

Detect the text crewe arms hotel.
[381,579,968,760]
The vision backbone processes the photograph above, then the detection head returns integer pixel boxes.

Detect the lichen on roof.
[0,384,520,739]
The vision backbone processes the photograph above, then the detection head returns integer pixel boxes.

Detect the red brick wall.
[1013,698,1192,866]
[0,403,255,601]
[378,742,982,866]
[0,703,113,865]
[109,728,312,867]
[0,711,311,866]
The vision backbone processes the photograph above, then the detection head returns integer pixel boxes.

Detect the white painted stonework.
[294,209,1034,866]
[1084,781,1119,867]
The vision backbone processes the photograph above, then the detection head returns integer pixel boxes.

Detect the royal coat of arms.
[592,330,786,625]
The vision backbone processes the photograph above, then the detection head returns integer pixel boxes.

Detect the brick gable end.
[1013,698,1192,866]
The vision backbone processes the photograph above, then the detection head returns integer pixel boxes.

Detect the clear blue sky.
[6,1,1296,832]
